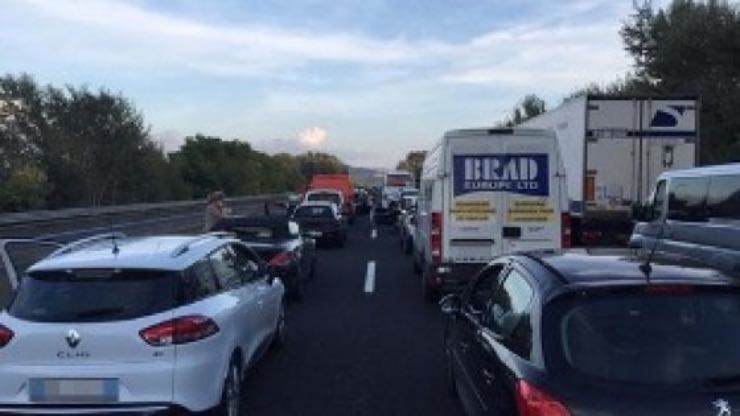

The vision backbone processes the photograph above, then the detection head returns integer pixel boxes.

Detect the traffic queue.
[2,125,740,415]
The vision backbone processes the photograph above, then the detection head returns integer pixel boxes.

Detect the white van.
[413,128,570,301]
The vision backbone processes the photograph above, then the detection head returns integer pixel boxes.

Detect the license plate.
[29,379,118,403]
[307,231,323,237]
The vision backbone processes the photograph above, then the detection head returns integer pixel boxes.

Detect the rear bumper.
[426,263,487,293]
[0,403,183,415]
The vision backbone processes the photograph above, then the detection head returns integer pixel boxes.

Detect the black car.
[441,249,740,416]
[213,215,317,300]
[291,202,347,247]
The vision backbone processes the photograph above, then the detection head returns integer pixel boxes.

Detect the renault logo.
[65,329,81,349]
[714,399,732,416]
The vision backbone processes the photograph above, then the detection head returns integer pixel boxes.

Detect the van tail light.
[140,315,219,347]
[269,251,294,268]
[431,212,443,264]
[0,325,14,348]
[515,380,571,416]
[561,212,572,249]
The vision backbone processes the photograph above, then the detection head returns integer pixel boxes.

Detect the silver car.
[0,232,285,415]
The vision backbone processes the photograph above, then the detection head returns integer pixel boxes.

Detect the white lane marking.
[371,229,377,239]
[364,261,376,293]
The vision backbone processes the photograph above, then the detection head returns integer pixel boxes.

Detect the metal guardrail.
[0,195,285,242]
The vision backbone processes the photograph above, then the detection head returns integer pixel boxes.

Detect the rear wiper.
[74,307,125,319]
[703,375,740,390]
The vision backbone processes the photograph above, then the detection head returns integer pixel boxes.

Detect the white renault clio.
[0,232,285,415]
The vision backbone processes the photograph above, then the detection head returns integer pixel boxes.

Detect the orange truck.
[306,175,356,223]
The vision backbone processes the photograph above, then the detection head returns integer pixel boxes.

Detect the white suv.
[0,232,285,415]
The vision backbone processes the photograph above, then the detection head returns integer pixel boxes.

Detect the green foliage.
[295,152,348,180]
[618,0,740,163]
[396,151,427,181]
[0,74,349,212]
[498,94,547,127]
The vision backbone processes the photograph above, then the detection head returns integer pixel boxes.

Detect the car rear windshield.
[10,269,177,323]
[307,193,341,205]
[294,206,332,218]
[546,287,740,386]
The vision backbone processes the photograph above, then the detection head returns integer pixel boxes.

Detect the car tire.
[404,237,413,255]
[310,258,318,280]
[271,304,286,351]
[422,269,438,303]
[214,358,241,416]
[446,346,457,397]
[412,254,422,274]
[290,270,304,302]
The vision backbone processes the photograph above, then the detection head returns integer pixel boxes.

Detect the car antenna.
[639,218,667,282]
[108,216,120,255]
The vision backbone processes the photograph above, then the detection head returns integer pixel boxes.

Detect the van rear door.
[500,136,562,253]
[446,136,505,263]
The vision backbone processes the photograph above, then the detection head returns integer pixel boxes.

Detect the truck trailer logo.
[650,105,692,128]
[453,154,548,197]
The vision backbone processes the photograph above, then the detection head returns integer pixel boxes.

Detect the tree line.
[0,74,347,212]
[497,0,740,165]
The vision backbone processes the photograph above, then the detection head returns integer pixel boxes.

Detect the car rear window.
[9,269,177,323]
[546,287,740,386]
[294,206,332,218]
[307,193,341,205]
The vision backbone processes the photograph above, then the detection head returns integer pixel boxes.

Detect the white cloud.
[298,126,328,148]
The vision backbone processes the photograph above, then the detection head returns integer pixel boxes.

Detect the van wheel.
[422,270,438,303]
[214,358,241,416]
[412,255,421,274]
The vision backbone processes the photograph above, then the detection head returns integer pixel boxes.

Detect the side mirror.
[631,203,649,222]
[439,294,462,315]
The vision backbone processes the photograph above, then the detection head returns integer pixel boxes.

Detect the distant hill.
[349,166,385,188]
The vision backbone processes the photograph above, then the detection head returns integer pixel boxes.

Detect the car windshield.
[294,206,333,218]
[9,269,177,323]
[548,288,740,386]
[307,193,341,205]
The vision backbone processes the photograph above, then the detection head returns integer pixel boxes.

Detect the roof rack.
[170,232,234,258]
[48,232,127,258]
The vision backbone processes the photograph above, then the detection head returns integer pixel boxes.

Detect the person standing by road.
[204,191,230,232]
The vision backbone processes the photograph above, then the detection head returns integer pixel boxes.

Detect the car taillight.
[269,251,294,268]
[644,285,695,294]
[431,212,443,264]
[0,325,14,348]
[561,212,572,249]
[140,315,219,347]
[515,380,570,416]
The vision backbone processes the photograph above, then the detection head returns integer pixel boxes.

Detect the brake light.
[644,285,695,294]
[140,315,219,347]
[516,381,570,416]
[561,212,572,249]
[431,212,443,264]
[269,251,294,268]
[0,325,14,348]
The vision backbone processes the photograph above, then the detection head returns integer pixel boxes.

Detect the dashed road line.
[371,229,377,239]
[364,261,376,294]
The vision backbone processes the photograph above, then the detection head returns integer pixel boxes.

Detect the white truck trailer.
[521,95,699,244]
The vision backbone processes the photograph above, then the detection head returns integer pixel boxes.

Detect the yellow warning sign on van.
[451,200,495,222]
[506,200,555,223]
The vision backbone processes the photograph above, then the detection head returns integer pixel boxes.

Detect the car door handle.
[482,369,495,385]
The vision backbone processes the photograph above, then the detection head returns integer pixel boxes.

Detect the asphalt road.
[242,215,465,416]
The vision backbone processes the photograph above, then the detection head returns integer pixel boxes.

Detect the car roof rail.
[48,232,127,258]
[170,232,234,258]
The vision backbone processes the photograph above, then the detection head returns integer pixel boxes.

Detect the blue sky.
[1,0,670,168]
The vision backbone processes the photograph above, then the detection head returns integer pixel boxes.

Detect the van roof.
[443,127,554,139]
[658,163,740,179]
